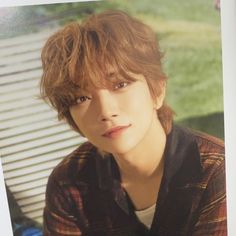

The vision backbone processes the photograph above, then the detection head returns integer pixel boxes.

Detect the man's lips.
[102,124,131,138]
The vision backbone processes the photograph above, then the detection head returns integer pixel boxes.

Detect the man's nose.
[94,90,119,122]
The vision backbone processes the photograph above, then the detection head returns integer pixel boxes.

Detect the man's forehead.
[105,66,119,79]
[73,67,142,92]
[75,72,118,92]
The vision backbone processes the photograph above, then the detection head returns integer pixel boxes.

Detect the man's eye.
[76,96,91,104]
[114,81,129,90]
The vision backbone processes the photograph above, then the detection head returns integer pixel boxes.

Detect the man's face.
[69,73,165,156]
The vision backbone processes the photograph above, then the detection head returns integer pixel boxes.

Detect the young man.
[40,10,226,235]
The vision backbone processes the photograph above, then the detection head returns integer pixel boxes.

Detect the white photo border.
[0,0,235,235]
[221,0,236,235]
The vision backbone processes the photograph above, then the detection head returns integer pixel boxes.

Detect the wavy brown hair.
[40,10,174,134]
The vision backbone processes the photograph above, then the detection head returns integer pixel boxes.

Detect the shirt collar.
[158,125,202,201]
[95,124,202,213]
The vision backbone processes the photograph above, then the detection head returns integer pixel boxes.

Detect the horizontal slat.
[13,185,46,198]
[17,193,45,207]
[10,178,48,193]
[0,97,43,112]
[25,209,44,219]
[2,137,81,163]
[35,217,43,224]
[0,79,38,94]
[0,119,66,139]
[3,158,65,179]
[3,151,65,172]
[2,131,79,159]
[0,104,53,123]
[3,157,61,174]
[0,41,46,58]
[0,60,42,76]
[3,145,82,176]
[22,201,45,214]
[0,30,55,48]
[2,124,72,147]
[0,51,40,66]
[0,112,57,131]
[1,87,39,103]
[6,169,52,186]
[0,69,41,85]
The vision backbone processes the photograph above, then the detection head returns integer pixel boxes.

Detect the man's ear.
[154,82,166,110]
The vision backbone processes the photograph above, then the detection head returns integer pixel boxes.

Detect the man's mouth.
[102,124,131,138]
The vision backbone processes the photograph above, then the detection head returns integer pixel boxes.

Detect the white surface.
[0,0,97,7]
[0,161,13,236]
[221,0,236,235]
[0,0,235,235]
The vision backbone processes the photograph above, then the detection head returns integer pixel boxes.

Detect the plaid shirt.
[43,125,227,235]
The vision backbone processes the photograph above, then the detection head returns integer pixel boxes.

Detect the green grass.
[107,0,220,24]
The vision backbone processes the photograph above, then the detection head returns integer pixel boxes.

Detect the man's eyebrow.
[106,71,119,81]
[74,87,88,94]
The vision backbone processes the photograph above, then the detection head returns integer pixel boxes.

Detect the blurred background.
[0,0,224,231]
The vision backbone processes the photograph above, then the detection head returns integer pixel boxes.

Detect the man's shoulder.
[174,125,225,172]
[48,141,98,185]
[173,124,224,156]
[174,125,226,191]
[192,129,225,157]
[188,128,225,172]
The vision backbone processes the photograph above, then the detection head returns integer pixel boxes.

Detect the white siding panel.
[26,209,44,220]
[0,51,41,66]
[1,98,43,111]
[1,119,66,138]
[35,218,43,225]
[0,102,51,119]
[6,169,52,186]
[2,138,80,163]
[0,42,48,57]
[3,146,77,178]
[1,87,39,103]
[3,160,63,180]
[0,69,41,85]
[2,124,73,147]
[0,60,42,75]
[0,113,57,131]
[0,30,55,48]
[13,186,46,199]
[9,178,49,193]
[0,80,38,93]
[22,202,45,214]
[17,193,45,207]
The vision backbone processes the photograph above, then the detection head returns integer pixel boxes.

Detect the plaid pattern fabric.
[43,125,227,235]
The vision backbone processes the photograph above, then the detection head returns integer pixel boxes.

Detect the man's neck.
[113,119,166,210]
[113,119,166,183]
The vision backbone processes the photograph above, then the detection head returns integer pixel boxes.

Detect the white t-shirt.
[135,204,156,229]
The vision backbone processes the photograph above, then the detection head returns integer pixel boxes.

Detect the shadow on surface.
[177,112,224,140]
